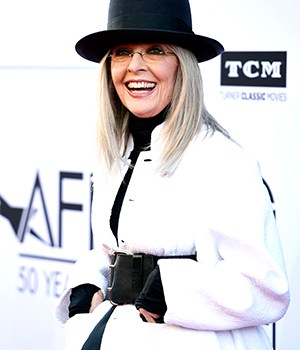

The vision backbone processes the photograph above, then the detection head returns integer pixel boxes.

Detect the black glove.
[135,266,167,321]
[68,283,100,317]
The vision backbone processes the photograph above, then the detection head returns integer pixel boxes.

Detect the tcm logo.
[221,51,287,87]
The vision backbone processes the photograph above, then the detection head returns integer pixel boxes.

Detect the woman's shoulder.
[194,130,243,157]
[191,130,260,174]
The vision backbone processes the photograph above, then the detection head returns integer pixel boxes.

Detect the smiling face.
[110,44,178,118]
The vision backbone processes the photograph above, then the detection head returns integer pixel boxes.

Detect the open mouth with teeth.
[126,81,156,94]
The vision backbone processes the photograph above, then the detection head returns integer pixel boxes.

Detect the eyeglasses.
[108,46,175,64]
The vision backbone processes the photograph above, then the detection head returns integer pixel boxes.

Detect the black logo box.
[221,51,287,87]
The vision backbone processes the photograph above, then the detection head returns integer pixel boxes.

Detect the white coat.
[55,125,289,350]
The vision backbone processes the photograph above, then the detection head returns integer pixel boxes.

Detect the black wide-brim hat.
[76,0,224,63]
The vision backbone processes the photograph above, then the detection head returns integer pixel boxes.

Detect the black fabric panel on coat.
[81,305,116,350]
[109,110,166,241]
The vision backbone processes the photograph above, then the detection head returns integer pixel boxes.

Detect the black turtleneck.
[110,110,166,240]
[128,110,166,151]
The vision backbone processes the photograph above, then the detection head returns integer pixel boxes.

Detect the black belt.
[108,252,196,305]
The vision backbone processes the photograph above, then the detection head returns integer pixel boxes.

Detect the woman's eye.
[115,49,131,57]
[148,47,164,55]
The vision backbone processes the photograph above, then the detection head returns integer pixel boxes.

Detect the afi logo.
[0,171,93,263]
[221,52,287,87]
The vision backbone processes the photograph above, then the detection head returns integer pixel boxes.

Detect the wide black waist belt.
[108,252,197,305]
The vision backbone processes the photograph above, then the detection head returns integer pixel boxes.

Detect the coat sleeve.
[54,167,120,326]
[54,248,111,325]
[158,146,290,331]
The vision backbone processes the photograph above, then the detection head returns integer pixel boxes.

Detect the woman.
[56,0,290,349]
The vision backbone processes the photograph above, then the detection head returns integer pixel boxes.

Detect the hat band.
[108,14,193,34]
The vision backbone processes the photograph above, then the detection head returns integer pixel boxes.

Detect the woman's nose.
[127,52,147,72]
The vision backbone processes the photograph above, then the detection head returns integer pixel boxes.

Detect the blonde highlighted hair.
[96,45,228,176]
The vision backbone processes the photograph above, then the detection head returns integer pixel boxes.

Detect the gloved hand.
[135,266,167,323]
[68,283,100,317]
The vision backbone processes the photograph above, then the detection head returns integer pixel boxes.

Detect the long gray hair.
[96,45,229,176]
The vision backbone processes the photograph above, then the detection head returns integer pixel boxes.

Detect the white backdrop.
[0,1,299,349]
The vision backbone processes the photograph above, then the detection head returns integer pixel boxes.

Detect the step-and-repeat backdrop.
[0,1,299,349]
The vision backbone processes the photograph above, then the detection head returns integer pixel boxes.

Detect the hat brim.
[75,29,224,63]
